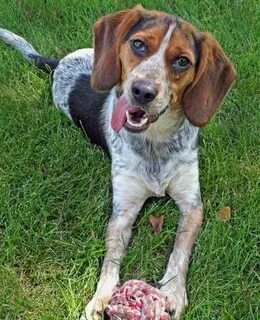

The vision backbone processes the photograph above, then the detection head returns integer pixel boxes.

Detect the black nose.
[131,80,158,104]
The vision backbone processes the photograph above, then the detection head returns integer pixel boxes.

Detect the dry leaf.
[217,206,231,222]
[149,215,165,234]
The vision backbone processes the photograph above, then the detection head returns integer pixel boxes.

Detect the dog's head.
[91,5,236,133]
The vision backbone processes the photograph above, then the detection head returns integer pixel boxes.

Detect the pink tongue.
[111,95,139,132]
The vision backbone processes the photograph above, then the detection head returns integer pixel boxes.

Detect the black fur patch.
[68,74,109,153]
[192,33,201,68]
[32,55,60,73]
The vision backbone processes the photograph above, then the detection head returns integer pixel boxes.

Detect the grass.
[0,0,259,319]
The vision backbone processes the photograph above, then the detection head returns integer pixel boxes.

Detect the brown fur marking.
[182,32,237,126]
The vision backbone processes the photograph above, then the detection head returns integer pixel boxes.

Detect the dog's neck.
[121,116,199,164]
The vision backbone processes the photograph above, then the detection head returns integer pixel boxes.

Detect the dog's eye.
[131,39,147,57]
[171,56,191,72]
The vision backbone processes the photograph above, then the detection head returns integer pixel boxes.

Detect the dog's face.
[91,5,236,132]
[119,18,198,133]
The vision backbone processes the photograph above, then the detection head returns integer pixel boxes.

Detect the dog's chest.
[142,160,176,196]
[112,137,181,197]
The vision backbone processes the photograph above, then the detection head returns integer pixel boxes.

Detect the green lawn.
[0,0,259,319]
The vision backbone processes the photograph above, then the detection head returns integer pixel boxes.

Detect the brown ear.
[182,33,236,127]
[91,5,145,91]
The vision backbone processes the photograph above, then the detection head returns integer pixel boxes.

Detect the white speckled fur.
[53,48,94,118]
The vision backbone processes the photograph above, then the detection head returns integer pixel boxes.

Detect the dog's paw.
[80,294,110,320]
[80,278,118,320]
[159,280,188,319]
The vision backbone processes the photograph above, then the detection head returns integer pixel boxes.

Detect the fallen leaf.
[217,206,231,222]
[149,215,165,234]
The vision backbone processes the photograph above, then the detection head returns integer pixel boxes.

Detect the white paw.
[159,280,188,319]
[80,277,118,320]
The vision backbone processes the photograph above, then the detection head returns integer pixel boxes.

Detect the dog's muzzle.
[111,94,169,133]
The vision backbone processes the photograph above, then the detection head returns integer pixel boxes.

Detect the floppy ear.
[91,5,145,91]
[182,33,236,127]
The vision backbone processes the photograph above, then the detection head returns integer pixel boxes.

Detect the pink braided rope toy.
[105,280,170,320]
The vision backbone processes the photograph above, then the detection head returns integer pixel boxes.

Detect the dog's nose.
[131,80,158,104]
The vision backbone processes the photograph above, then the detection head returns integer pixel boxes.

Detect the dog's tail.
[0,28,60,73]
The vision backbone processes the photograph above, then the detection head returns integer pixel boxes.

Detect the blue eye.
[172,56,191,72]
[131,39,147,57]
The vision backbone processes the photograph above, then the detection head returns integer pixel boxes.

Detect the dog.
[0,4,236,319]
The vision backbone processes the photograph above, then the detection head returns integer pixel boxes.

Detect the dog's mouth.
[111,95,167,133]
[125,108,150,132]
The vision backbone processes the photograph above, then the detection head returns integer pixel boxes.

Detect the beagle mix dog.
[0,5,236,320]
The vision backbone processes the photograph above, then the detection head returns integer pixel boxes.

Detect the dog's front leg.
[159,163,203,319]
[81,173,148,320]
